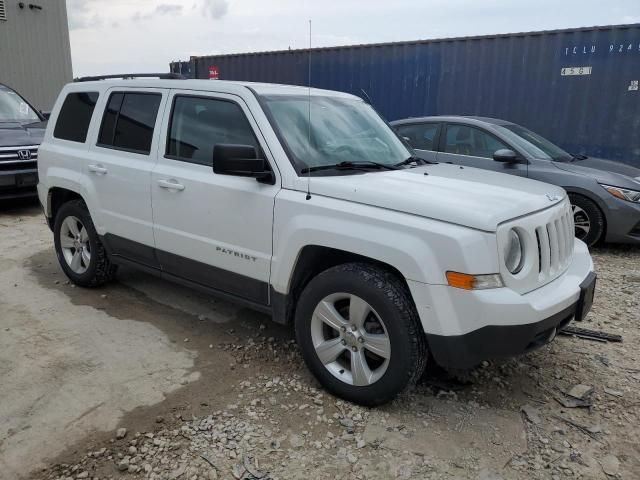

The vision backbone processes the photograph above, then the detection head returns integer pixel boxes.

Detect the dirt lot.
[0,201,638,480]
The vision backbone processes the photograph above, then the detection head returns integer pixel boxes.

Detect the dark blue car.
[0,83,47,200]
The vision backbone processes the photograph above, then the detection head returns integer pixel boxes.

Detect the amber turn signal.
[446,271,504,290]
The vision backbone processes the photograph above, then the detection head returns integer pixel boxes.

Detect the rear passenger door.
[150,91,280,305]
[86,88,167,267]
[437,124,527,176]
[394,122,441,162]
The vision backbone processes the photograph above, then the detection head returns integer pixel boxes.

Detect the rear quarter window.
[97,92,162,155]
[53,92,99,143]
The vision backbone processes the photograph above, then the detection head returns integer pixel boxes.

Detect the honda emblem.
[17,149,32,160]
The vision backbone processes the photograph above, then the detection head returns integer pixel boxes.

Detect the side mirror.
[40,110,51,120]
[493,149,519,163]
[212,144,274,184]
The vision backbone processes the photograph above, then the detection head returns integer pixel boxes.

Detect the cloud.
[201,0,229,19]
[621,15,640,23]
[156,4,183,15]
[66,0,103,30]
[133,3,184,22]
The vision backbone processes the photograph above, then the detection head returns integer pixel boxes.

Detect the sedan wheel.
[568,194,605,247]
[572,204,591,241]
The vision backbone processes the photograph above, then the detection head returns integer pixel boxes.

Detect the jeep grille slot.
[535,205,573,282]
[535,226,549,274]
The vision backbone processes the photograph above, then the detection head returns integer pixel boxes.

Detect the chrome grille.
[0,145,39,170]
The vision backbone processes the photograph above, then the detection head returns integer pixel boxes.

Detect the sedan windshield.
[0,87,40,123]
[498,123,573,162]
[261,95,412,173]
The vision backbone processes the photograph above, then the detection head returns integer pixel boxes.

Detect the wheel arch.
[271,245,412,326]
[46,187,86,230]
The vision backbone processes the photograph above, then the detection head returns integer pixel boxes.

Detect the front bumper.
[0,169,39,200]
[408,239,595,369]
[603,196,640,244]
[426,301,576,369]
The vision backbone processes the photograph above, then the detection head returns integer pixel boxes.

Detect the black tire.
[569,193,605,247]
[53,199,117,287]
[295,263,427,406]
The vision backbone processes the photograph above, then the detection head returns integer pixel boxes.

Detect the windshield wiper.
[301,160,399,174]
[394,155,436,167]
[570,154,588,162]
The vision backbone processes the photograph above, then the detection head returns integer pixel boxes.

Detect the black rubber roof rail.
[74,73,186,82]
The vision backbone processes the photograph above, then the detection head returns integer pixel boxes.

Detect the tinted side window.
[167,96,259,166]
[54,92,99,142]
[97,92,162,154]
[444,125,509,159]
[396,123,440,151]
[97,93,123,146]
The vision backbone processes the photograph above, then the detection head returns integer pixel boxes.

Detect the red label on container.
[209,65,219,80]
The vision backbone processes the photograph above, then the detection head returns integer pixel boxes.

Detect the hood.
[0,121,46,147]
[554,157,640,188]
[307,163,567,232]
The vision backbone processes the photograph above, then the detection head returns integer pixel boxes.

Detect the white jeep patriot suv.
[38,76,596,406]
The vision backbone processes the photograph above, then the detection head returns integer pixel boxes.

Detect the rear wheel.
[53,200,117,287]
[569,194,604,247]
[295,263,427,406]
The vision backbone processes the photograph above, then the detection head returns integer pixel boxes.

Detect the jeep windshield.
[0,87,40,124]
[261,94,412,174]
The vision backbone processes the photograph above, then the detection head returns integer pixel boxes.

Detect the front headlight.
[601,184,640,203]
[504,229,524,274]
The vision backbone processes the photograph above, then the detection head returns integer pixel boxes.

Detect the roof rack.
[74,73,186,82]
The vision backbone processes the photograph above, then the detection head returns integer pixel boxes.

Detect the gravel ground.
[1,201,639,480]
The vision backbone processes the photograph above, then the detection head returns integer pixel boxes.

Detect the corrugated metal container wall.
[169,60,193,78]
[0,0,72,110]
[172,25,640,167]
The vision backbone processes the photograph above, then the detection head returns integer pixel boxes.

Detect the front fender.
[271,190,500,293]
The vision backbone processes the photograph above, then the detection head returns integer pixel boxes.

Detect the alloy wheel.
[310,293,391,386]
[59,216,91,274]
[572,204,591,240]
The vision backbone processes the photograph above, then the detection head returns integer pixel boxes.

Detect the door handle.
[157,179,185,191]
[88,164,108,175]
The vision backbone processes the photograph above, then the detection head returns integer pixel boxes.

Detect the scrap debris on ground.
[0,205,638,480]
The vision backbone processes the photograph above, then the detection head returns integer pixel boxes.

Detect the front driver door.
[151,91,280,305]
[437,124,527,177]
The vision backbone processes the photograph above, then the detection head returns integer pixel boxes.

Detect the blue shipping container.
[171,25,640,167]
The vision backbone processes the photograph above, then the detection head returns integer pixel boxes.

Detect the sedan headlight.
[601,184,640,203]
[504,229,524,274]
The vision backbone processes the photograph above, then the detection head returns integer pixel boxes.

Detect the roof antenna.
[306,19,312,201]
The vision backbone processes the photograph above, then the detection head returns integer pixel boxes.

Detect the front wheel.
[295,263,427,406]
[569,194,604,247]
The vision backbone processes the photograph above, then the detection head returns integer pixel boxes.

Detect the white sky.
[67,0,640,77]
